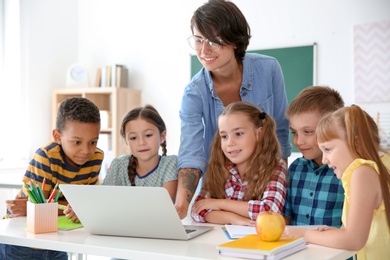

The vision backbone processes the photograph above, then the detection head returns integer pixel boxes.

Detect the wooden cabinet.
[52,88,141,158]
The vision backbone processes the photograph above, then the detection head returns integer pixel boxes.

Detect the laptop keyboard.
[185,229,196,234]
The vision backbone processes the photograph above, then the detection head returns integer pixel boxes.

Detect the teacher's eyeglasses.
[187,35,223,52]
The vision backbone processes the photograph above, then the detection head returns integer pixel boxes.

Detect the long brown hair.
[316,105,390,228]
[202,102,282,200]
[120,105,167,186]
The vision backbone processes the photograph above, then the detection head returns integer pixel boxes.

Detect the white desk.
[0,217,355,260]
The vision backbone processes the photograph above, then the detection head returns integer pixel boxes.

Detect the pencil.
[47,183,59,203]
[47,189,58,203]
[29,182,42,203]
[26,189,38,204]
[37,186,47,203]
[41,178,46,190]
[54,189,61,202]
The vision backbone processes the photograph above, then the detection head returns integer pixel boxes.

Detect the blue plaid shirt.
[283,157,344,227]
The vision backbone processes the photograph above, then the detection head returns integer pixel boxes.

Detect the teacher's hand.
[175,203,188,220]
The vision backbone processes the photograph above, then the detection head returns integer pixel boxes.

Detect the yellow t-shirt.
[341,158,390,260]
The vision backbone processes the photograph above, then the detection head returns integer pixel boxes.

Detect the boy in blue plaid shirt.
[283,86,345,227]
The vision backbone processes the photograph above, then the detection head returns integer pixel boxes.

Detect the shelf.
[52,87,141,158]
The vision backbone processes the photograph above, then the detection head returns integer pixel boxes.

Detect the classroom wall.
[20,0,390,158]
[19,0,79,159]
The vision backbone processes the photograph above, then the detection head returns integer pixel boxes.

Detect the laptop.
[59,184,213,240]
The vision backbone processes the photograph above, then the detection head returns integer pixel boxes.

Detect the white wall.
[20,0,390,158]
[20,0,79,157]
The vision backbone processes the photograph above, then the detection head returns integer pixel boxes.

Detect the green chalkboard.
[190,45,316,152]
[190,45,315,103]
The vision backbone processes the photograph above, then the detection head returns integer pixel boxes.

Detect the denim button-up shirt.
[178,53,291,174]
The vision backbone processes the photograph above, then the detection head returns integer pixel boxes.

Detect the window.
[0,0,28,162]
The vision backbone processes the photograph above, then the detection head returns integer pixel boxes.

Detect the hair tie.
[260,112,267,120]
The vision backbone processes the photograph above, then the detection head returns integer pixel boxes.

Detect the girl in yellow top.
[284,105,390,260]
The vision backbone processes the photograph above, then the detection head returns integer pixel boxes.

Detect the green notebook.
[57,216,83,231]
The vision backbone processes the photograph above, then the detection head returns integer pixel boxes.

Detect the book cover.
[105,66,111,87]
[95,68,101,87]
[224,224,256,239]
[221,227,234,240]
[116,66,128,87]
[217,234,306,260]
[100,66,106,87]
[224,224,326,240]
[110,64,125,87]
[57,216,83,231]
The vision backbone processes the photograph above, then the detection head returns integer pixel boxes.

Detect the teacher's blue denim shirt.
[178,53,291,175]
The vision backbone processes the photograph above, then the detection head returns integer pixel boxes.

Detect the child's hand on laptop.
[63,205,80,223]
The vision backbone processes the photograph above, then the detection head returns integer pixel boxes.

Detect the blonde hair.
[203,102,282,200]
[316,105,390,227]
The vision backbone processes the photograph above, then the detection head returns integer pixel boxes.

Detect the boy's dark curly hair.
[56,97,100,132]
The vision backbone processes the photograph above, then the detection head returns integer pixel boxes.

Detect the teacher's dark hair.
[190,0,251,61]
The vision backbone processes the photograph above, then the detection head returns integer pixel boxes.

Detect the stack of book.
[95,64,128,88]
[223,224,327,240]
[217,234,306,260]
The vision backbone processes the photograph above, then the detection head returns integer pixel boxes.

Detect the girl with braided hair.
[191,102,287,225]
[102,105,177,201]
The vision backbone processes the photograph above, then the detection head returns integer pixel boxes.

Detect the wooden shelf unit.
[52,88,141,157]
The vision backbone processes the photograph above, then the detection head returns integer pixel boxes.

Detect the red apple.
[256,211,286,242]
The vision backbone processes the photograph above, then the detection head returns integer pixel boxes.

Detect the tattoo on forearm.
[179,168,200,203]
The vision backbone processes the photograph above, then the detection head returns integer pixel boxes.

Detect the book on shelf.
[97,64,128,88]
[100,66,106,87]
[105,66,111,87]
[115,65,128,87]
[95,68,101,87]
[110,64,124,87]
[217,234,306,260]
